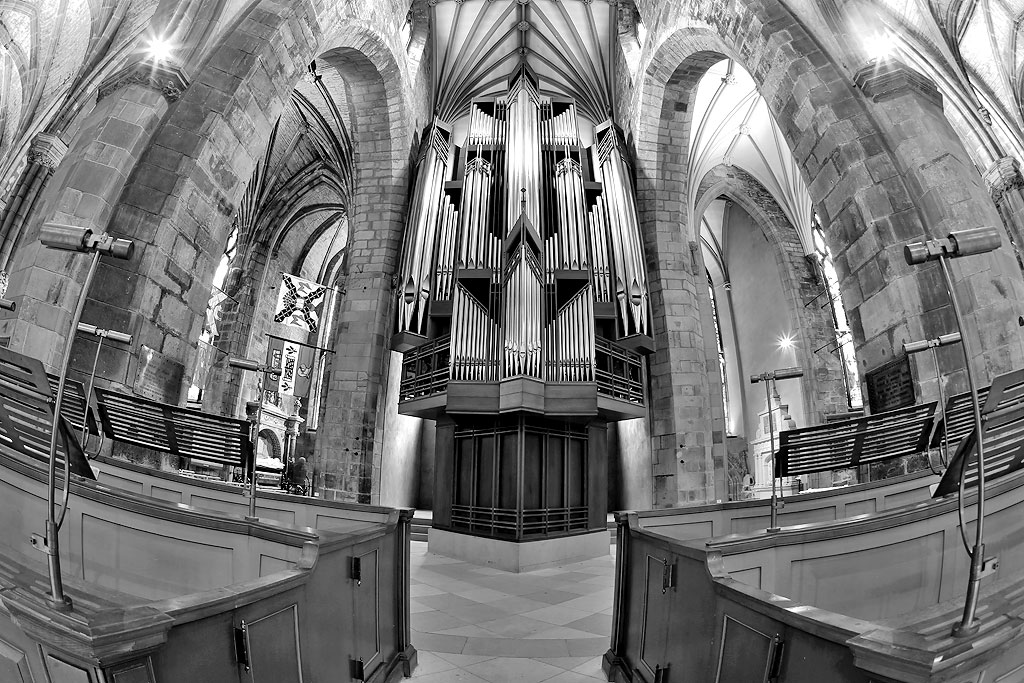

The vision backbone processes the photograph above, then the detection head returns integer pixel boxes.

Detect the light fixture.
[39,223,134,259]
[35,222,135,611]
[863,31,893,61]
[904,226,1001,638]
[146,35,175,64]
[777,334,795,351]
[904,227,1001,265]
[0,298,14,311]
[750,366,804,531]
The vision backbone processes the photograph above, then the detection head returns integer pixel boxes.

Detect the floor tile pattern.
[409,542,614,682]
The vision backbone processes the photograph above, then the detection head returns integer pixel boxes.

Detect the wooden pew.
[774,401,937,477]
[0,347,93,479]
[933,368,1024,496]
[607,462,1024,683]
[93,387,263,479]
[0,346,417,683]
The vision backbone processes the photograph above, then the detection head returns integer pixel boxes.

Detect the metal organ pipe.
[397,124,449,335]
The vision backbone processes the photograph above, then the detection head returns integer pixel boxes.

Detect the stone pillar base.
[427,528,609,572]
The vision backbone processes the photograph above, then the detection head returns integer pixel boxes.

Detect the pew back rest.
[46,374,98,437]
[929,385,992,450]
[0,346,89,473]
[95,388,253,469]
[776,401,936,477]
[934,369,1024,496]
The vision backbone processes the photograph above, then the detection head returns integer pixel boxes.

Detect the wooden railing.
[0,345,417,683]
[595,337,644,405]
[399,334,451,401]
[606,468,1024,683]
[398,334,646,408]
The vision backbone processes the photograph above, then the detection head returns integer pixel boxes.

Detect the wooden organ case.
[393,65,652,544]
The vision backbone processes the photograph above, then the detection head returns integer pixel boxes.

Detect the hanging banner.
[274,273,329,333]
[265,335,317,403]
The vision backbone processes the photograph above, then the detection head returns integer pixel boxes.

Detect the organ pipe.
[395,67,652,399]
[396,122,451,336]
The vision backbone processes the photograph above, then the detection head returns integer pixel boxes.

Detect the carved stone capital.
[97,58,190,104]
[985,156,1024,206]
[853,58,943,109]
[27,133,69,170]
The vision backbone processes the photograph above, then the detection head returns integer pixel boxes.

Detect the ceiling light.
[147,36,175,63]
[863,31,892,60]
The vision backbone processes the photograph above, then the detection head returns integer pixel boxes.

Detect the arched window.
[707,270,731,431]
[187,225,239,405]
[812,219,862,409]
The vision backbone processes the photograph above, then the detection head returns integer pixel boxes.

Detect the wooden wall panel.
[244,605,302,683]
[80,514,234,599]
[0,636,32,682]
[789,531,945,621]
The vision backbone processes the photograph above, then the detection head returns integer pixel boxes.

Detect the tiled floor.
[408,541,614,683]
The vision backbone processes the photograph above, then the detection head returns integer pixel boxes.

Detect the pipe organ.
[394,65,652,546]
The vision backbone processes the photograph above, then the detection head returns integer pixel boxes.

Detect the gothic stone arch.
[621,6,1024,505]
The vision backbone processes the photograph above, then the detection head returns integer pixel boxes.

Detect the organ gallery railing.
[398,333,644,407]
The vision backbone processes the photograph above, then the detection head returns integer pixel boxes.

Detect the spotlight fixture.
[863,31,893,61]
[146,36,175,63]
[904,227,1001,265]
[777,334,795,351]
[35,222,135,611]
[39,223,134,259]
[904,225,1001,638]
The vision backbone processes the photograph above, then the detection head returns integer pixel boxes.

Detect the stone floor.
[408,541,615,683]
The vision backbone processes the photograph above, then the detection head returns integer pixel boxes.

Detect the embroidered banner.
[265,335,317,403]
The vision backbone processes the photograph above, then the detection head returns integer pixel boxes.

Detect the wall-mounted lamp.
[904,226,1000,637]
[0,298,15,311]
[751,366,804,532]
[35,222,134,612]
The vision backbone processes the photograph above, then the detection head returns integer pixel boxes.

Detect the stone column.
[0,134,69,272]
[985,157,1024,272]
[0,58,189,382]
[850,58,1024,392]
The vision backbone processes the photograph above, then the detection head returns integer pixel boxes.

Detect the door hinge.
[768,634,785,682]
[662,560,675,593]
[351,556,362,585]
[234,620,250,671]
[351,657,365,681]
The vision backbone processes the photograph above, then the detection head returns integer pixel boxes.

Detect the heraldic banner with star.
[275,273,328,333]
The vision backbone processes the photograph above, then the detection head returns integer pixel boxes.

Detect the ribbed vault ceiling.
[430,0,614,122]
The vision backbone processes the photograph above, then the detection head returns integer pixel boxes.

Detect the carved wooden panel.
[714,615,779,683]
[0,638,30,682]
[353,547,381,676]
[45,655,94,683]
[243,604,302,683]
[638,554,670,680]
[109,658,156,683]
